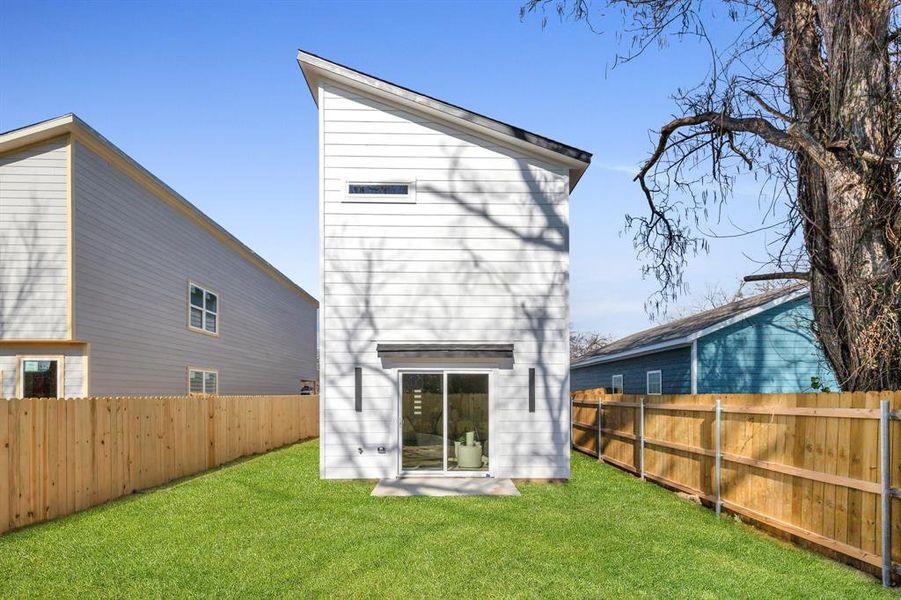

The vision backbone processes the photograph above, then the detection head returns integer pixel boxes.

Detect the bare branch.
[726,131,754,168]
[744,271,811,282]
[744,89,793,122]
[635,111,796,187]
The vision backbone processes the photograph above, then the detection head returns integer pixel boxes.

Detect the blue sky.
[2,0,784,338]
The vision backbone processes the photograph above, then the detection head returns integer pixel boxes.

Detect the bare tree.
[571,330,613,360]
[523,0,901,391]
[668,280,799,320]
[665,282,737,320]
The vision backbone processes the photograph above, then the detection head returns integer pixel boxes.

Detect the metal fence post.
[715,398,722,517]
[639,397,645,480]
[880,399,892,587]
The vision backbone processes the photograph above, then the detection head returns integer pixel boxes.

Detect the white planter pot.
[457,442,483,469]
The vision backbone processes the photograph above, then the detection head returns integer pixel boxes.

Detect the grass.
[0,440,893,598]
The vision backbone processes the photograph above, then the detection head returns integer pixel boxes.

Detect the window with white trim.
[344,181,415,203]
[611,374,624,394]
[21,358,59,398]
[646,370,662,395]
[188,368,218,395]
[189,283,218,334]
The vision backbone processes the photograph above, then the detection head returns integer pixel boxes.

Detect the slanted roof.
[572,285,808,368]
[296,50,592,190]
[0,114,318,308]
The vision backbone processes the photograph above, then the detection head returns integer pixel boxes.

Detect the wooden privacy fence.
[571,389,901,586]
[0,394,319,534]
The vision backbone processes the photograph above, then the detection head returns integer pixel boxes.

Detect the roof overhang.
[0,115,318,308]
[297,50,591,191]
[570,287,809,369]
[377,343,514,359]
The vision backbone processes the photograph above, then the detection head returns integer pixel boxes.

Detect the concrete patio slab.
[371,477,520,497]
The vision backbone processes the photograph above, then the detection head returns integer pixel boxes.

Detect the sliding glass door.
[400,371,489,474]
[401,373,444,471]
[447,373,489,472]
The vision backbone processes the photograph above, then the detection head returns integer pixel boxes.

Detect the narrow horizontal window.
[344,181,415,203]
[188,282,218,335]
[348,183,409,195]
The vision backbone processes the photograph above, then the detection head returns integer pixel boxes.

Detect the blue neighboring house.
[571,286,838,395]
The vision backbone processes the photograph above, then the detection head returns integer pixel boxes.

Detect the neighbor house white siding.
[72,141,317,396]
[320,83,570,479]
[0,344,87,398]
[0,138,70,340]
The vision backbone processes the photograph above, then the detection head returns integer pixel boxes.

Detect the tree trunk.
[782,0,901,390]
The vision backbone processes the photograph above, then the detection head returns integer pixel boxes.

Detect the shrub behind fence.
[572,389,901,585]
[0,394,319,534]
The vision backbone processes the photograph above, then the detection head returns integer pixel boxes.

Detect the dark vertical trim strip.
[354,367,362,412]
[528,368,536,413]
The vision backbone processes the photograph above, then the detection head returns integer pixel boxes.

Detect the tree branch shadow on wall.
[0,196,49,397]
[325,106,573,478]
[417,144,571,473]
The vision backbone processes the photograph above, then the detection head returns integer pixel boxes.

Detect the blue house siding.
[696,297,838,393]
[571,346,692,394]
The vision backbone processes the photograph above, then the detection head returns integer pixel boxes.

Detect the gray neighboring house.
[0,114,318,398]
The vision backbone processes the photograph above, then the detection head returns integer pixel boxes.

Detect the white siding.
[320,84,570,479]
[0,139,69,339]
[72,142,317,396]
[0,344,86,398]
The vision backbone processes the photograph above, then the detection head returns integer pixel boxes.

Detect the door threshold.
[397,472,492,479]
[373,477,519,497]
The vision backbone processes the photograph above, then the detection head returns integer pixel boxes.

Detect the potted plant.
[455,430,483,469]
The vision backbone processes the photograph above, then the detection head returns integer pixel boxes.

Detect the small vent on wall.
[355,367,362,412]
[528,368,536,413]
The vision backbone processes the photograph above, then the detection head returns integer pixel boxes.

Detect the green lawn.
[0,440,892,598]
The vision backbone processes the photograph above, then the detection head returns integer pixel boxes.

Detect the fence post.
[639,397,645,480]
[715,398,722,517]
[597,400,603,461]
[880,399,892,587]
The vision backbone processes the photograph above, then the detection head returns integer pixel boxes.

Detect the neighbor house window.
[188,368,218,395]
[189,282,218,335]
[345,181,415,203]
[611,374,624,394]
[646,370,662,395]
[20,358,59,398]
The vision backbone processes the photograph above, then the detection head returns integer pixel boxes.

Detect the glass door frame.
[397,368,494,478]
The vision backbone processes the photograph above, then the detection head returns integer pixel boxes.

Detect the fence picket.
[0,398,8,533]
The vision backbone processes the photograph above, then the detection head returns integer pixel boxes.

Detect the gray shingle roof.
[574,285,807,365]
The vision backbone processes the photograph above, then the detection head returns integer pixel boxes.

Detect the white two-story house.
[299,51,591,480]
[0,115,317,398]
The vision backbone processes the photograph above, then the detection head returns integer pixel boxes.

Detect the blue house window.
[611,374,623,394]
[647,370,662,395]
